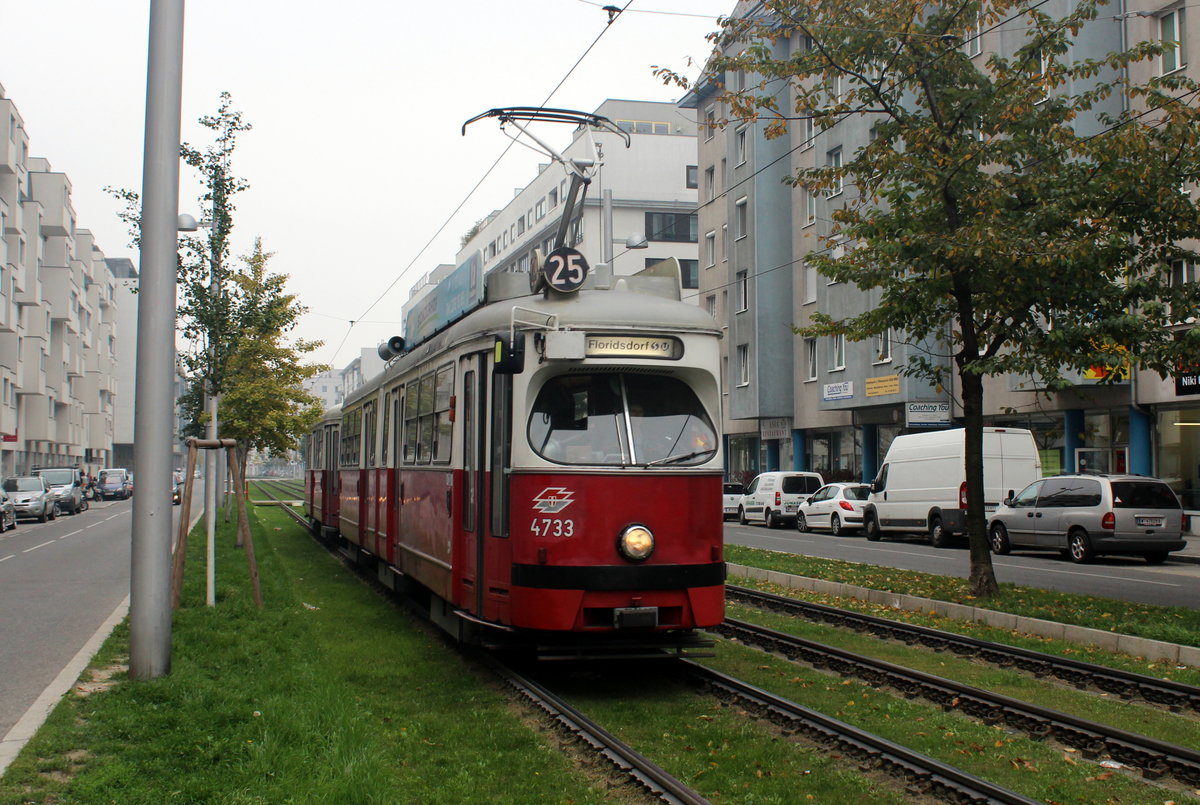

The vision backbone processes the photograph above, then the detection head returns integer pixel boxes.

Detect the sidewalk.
[1175,534,1200,564]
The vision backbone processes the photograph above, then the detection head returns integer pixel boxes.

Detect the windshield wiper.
[643,448,717,468]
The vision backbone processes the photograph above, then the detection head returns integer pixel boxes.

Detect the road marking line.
[994,562,1181,586]
[0,554,13,562]
[58,530,82,540]
[22,540,55,553]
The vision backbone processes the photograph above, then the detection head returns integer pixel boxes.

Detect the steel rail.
[714,617,1200,786]
[727,584,1200,712]
[482,656,711,805]
[681,661,1040,805]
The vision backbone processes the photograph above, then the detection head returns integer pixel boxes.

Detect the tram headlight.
[617,524,655,563]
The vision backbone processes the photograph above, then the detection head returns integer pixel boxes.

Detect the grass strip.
[727,544,1200,650]
[0,505,607,805]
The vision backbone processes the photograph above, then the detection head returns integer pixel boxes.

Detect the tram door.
[459,355,488,616]
[323,425,339,523]
[483,368,514,623]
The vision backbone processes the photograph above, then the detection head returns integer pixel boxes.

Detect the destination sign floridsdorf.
[585,335,681,359]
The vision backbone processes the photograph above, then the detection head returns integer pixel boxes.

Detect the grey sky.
[0,0,729,367]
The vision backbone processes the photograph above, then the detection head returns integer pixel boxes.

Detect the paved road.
[0,491,201,771]
[726,521,1200,608]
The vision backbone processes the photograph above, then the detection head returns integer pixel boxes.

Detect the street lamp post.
[129,0,185,681]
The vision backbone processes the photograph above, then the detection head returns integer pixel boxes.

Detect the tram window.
[381,392,390,466]
[417,375,435,463]
[529,373,716,467]
[433,365,454,464]
[364,400,377,467]
[403,381,419,463]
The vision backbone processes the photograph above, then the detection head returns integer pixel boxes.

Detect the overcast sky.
[0,0,730,368]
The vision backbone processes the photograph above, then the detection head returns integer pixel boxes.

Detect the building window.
[827,148,843,195]
[1161,9,1187,73]
[736,271,748,312]
[645,212,698,243]
[801,111,815,150]
[804,263,817,304]
[705,294,716,318]
[705,108,716,140]
[1171,258,1198,286]
[803,185,816,225]
[705,231,717,267]
[805,338,817,381]
[963,10,983,57]
[535,199,546,220]
[830,334,846,370]
[704,166,715,202]
[737,344,750,386]
[735,197,748,239]
[679,259,699,290]
[736,127,748,165]
[686,165,698,189]
[721,225,728,261]
[548,188,558,208]
[874,329,892,363]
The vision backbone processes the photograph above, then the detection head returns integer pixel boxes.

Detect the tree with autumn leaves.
[662,0,1200,596]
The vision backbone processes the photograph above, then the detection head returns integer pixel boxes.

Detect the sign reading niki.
[585,335,681,359]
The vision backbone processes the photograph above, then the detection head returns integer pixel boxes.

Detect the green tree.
[664,0,1200,595]
[179,239,325,479]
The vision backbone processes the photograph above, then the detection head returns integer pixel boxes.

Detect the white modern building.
[0,83,120,478]
[455,99,701,297]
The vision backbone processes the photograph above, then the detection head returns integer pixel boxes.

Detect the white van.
[863,427,1041,547]
[738,471,825,528]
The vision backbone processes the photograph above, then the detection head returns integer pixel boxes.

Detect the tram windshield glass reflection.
[529,373,716,466]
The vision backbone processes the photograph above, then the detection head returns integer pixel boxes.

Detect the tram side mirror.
[493,332,526,374]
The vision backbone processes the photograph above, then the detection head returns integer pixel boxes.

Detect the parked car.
[722,482,744,520]
[988,474,1186,564]
[2,475,58,521]
[863,427,1042,547]
[738,471,825,528]
[796,483,871,535]
[31,466,84,514]
[97,468,133,500]
[0,489,16,531]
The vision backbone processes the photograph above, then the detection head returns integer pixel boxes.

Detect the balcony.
[29,172,74,237]
[19,393,51,441]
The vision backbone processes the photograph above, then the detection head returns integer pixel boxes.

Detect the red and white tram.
[305,106,724,656]
[304,265,725,655]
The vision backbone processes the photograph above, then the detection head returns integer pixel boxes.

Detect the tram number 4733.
[530,518,575,537]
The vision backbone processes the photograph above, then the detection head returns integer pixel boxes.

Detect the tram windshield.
[528,373,717,467]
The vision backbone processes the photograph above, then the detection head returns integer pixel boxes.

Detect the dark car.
[988,474,1186,564]
[97,469,133,500]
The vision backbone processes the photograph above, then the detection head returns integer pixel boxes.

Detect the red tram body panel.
[304,266,726,654]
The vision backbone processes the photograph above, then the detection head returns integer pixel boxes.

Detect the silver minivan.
[988,474,1186,564]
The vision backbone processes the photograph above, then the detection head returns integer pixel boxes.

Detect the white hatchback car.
[795,483,871,535]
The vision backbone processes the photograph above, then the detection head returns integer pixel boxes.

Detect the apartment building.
[0,84,119,478]
[685,1,1199,519]
[455,99,701,296]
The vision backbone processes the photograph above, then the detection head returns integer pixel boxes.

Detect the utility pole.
[129,0,185,680]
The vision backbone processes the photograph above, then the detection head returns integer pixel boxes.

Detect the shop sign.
[1177,370,1200,396]
[1,431,16,442]
[865,375,900,397]
[822,381,853,401]
[906,401,950,428]
[759,418,791,441]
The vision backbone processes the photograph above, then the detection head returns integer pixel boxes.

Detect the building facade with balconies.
[0,83,119,477]
[686,1,1199,520]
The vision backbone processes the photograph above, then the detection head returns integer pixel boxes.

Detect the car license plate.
[784,503,798,513]
[1136,516,1164,528]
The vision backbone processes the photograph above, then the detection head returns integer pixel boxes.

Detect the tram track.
[257,487,1041,801]
[728,584,1200,713]
[711,616,1200,787]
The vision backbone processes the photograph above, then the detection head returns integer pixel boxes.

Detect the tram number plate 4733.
[530,518,575,537]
